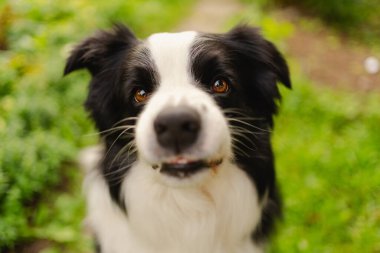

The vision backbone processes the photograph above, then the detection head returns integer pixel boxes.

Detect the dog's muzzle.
[152,106,222,178]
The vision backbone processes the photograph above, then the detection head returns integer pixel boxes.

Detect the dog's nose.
[154,106,201,154]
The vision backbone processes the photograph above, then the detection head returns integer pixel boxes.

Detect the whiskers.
[87,116,139,185]
[83,116,139,138]
[100,116,138,137]
[224,108,269,157]
[104,140,137,186]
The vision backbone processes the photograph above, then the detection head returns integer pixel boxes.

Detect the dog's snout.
[154,106,200,154]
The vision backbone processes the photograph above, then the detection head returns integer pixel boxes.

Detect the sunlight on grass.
[271,75,380,252]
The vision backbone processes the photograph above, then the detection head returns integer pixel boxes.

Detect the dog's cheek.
[199,104,232,159]
[134,94,169,163]
[135,108,159,163]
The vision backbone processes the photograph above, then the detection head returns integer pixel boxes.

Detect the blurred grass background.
[0,0,379,252]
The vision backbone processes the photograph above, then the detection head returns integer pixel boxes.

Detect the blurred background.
[0,0,379,252]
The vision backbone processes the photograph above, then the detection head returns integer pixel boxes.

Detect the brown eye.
[134,89,150,103]
[211,79,230,93]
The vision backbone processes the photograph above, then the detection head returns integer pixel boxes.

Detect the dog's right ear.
[64,24,138,76]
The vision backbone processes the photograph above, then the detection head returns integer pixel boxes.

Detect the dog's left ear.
[64,24,138,76]
[226,25,291,89]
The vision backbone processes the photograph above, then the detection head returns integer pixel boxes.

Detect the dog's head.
[65,24,290,188]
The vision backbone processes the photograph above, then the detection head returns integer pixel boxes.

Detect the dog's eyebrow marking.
[146,32,197,87]
[129,46,154,69]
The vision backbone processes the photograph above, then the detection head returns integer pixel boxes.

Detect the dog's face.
[135,31,234,186]
[65,25,291,244]
[65,23,290,189]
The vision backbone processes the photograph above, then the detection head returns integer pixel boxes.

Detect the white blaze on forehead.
[146,32,197,86]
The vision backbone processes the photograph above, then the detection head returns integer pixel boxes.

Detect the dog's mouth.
[152,158,223,178]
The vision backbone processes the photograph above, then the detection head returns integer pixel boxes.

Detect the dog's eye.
[211,79,230,94]
[134,89,150,103]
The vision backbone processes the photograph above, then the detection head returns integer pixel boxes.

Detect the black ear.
[64,24,138,76]
[227,25,291,88]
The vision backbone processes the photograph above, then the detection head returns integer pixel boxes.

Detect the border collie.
[64,24,290,253]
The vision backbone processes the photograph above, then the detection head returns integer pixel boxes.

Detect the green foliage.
[0,0,192,250]
[254,0,380,44]
[270,78,380,252]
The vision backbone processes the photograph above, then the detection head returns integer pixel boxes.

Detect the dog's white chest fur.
[83,148,263,253]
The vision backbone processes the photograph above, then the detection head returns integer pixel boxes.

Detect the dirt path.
[288,28,380,91]
[276,8,380,91]
[175,0,243,32]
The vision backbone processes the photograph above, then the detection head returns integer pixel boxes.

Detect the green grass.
[270,76,380,252]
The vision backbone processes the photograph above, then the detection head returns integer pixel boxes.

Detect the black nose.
[154,106,201,154]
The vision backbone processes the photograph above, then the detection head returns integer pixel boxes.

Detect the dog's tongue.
[171,157,190,164]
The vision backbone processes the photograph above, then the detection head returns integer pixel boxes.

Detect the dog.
[64,24,290,253]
